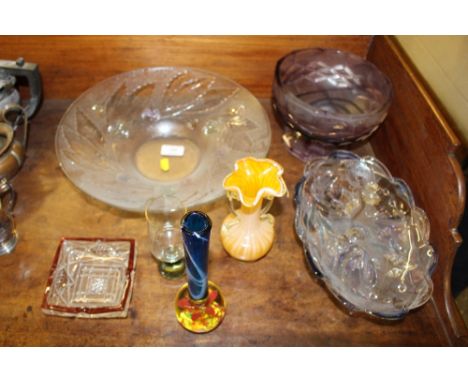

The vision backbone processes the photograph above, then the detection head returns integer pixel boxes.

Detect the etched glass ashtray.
[41,238,136,318]
[295,151,436,319]
[55,67,271,212]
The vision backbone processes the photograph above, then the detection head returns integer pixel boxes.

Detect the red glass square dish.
[41,237,136,318]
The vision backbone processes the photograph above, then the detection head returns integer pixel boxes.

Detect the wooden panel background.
[0,35,371,99]
[368,36,467,345]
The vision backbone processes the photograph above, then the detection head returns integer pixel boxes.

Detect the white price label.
[160,144,185,157]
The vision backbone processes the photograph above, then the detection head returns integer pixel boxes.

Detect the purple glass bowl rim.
[274,47,393,121]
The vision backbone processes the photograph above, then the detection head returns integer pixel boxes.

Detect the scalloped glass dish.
[295,151,436,319]
[55,67,271,212]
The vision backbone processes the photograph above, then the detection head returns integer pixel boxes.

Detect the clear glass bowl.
[272,48,392,160]
[295,151,436,319]
[56,67,271,212]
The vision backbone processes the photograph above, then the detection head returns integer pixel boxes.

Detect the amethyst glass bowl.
[272,48,393,160]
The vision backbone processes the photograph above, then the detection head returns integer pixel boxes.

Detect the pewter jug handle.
[0,58,42,118]
[0,122,14,157]
[1,104,27,146]
[0,178,15,213]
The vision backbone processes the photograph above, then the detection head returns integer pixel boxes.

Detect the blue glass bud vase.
[175,211,226,333]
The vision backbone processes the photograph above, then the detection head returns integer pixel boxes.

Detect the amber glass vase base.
[175,281,226,333]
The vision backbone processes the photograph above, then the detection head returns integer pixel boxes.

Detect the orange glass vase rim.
[222,157,288,208]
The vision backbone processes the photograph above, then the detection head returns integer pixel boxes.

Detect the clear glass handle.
[227,191,241,217]
[260,196,274,216]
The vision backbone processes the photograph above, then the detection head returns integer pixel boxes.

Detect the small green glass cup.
[145,195,186,280]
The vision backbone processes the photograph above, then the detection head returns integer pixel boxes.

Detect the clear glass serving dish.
[272,48,392,161]
[56,67,271,212]
[295,151,436,319]
[41,238,136,318]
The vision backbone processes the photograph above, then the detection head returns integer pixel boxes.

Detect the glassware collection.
[2,48,436,331]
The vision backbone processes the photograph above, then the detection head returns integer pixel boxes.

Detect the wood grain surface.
[0,99,448,346]
[368,36,467,346]
[0,35,371,99]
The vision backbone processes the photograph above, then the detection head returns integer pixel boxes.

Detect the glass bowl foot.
[281,128,336,161]
[175,281,226,333]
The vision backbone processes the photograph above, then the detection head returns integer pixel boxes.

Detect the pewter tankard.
[0,58,42,180]
[0,177,17,256]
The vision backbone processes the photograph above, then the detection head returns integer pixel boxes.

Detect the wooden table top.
[0,99,448,346]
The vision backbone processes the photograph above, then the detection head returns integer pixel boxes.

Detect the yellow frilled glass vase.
[220,157,288,261]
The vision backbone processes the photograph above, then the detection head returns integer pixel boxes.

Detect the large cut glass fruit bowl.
[56,67,271,211]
